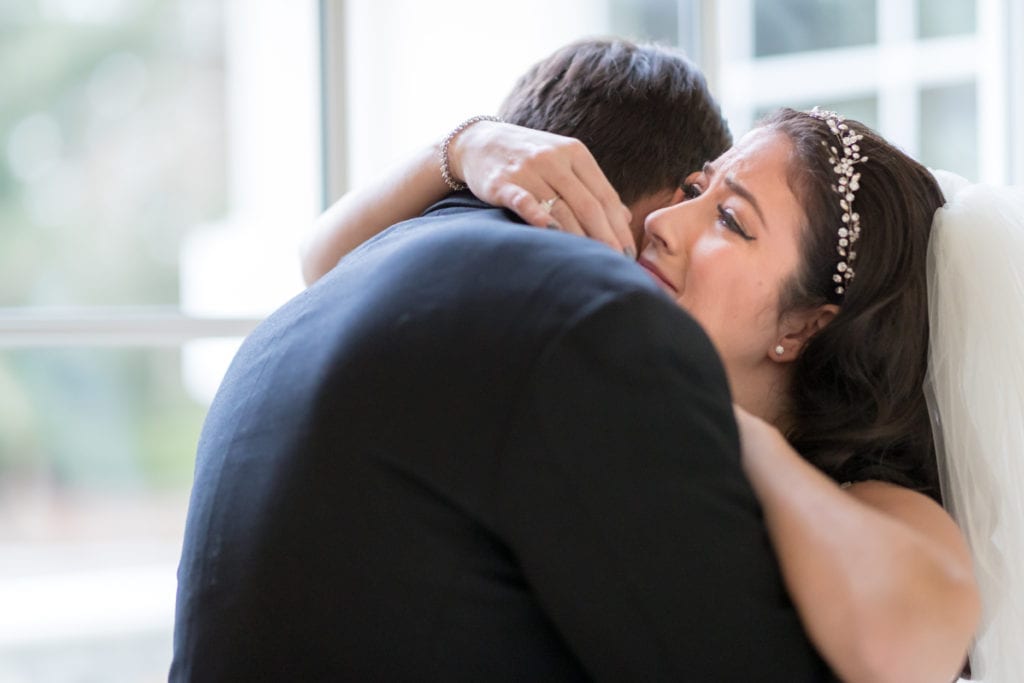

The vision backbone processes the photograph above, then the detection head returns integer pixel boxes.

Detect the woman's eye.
[682,183,702,200]
[717,205,755,241]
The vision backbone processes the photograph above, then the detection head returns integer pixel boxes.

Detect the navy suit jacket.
[171,194,826,681]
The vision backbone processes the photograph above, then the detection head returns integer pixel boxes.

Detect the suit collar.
[423,190,495,216]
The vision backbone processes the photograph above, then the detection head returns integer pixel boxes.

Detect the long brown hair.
[763,108,945,502]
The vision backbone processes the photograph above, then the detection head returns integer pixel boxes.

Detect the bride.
[303,40,1023,682]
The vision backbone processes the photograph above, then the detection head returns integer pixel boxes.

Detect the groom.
[171,41,828,681]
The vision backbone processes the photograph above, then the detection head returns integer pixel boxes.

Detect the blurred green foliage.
[0,0,226,306]
[1,348,206,491]
[0,1,226,493]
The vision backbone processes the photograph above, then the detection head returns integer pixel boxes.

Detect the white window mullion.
[714,0,755,135]
[0,310,259,348]
[694,0,721,95]
[320,0,348,204]
[977,0,1010,184]
[1013,0,1024,184]
[876,0,919,158]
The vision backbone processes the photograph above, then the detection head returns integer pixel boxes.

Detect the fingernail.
[623,246,636,259]
[546,221,561,230]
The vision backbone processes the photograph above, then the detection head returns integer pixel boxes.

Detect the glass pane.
[918,0,976,39]
[2,0,317,314]
[755,95,880,131]
[0,347,205,681]
[920,81,977,181]
[0,2,225,307]
[754,0,877,57]
[609,0,679,48]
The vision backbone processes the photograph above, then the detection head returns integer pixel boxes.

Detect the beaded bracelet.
[440,115,504,191]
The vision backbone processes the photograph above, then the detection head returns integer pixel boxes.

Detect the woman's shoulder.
[841,480,968,557]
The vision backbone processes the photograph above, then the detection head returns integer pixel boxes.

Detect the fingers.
[499,180,632,255]
[545,197,586,237]
[463,124,635,256]
[543,160,632,256]
[500,183,587,236]
[565,143,635,255]
[497,184,559,228]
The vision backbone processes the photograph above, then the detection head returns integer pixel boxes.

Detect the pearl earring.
[774,345,785,356]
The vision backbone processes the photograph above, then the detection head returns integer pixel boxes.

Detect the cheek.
[675,240,733,329]
[680,238,748,312]
[676,239,780,348]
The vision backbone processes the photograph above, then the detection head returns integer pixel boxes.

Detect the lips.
[637,256,678,294]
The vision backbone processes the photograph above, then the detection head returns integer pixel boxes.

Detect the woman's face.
[638,128,806,374]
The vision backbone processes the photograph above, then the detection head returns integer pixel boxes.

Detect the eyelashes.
[681,183,756,242]
[717,205,755,241]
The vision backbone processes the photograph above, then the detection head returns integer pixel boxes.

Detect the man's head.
[498,38,732,236]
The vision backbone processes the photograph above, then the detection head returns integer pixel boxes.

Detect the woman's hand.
[302,119,637,288]
[449,121,636,256]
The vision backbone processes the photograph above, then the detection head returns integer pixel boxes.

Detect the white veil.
[926,170,1024,682]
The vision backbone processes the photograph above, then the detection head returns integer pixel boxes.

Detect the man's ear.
[772,304,839,361]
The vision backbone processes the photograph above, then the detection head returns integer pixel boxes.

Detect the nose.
[644,201,688,255]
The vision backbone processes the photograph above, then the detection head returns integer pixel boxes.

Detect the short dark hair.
[762,108,945,503]
[498,39,732,205]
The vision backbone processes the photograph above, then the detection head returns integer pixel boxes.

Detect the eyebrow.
[703,162,769,232]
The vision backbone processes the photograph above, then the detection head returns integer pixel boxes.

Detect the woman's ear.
[771,304,839,361]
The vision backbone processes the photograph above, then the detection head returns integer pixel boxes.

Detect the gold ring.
[540,196,560,212]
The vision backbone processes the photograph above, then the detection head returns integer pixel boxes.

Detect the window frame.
[0,0,326,350]
[0,309,259,347]
[703,0,1018,185]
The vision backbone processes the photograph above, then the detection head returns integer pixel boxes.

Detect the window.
[711,0,1018,184]
[340,0,1020,188]
[1,1,319,679]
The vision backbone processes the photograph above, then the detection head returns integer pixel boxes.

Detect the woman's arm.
[300,121,634,286]
[733,406,980,683]
[300,143,448,285]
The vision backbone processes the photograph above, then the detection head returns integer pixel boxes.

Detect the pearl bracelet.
[440,115,503,191]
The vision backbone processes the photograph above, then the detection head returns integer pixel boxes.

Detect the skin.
[301,120,981,682]
[638,127,836,424]
[635,127,979,682]
[300,122,669,285]
[624,186,683,248]
[736,406,979,683]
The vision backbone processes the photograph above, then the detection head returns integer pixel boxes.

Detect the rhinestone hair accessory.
[807,107,869,296]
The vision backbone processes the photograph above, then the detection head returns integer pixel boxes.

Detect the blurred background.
[1,0,1020,679]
